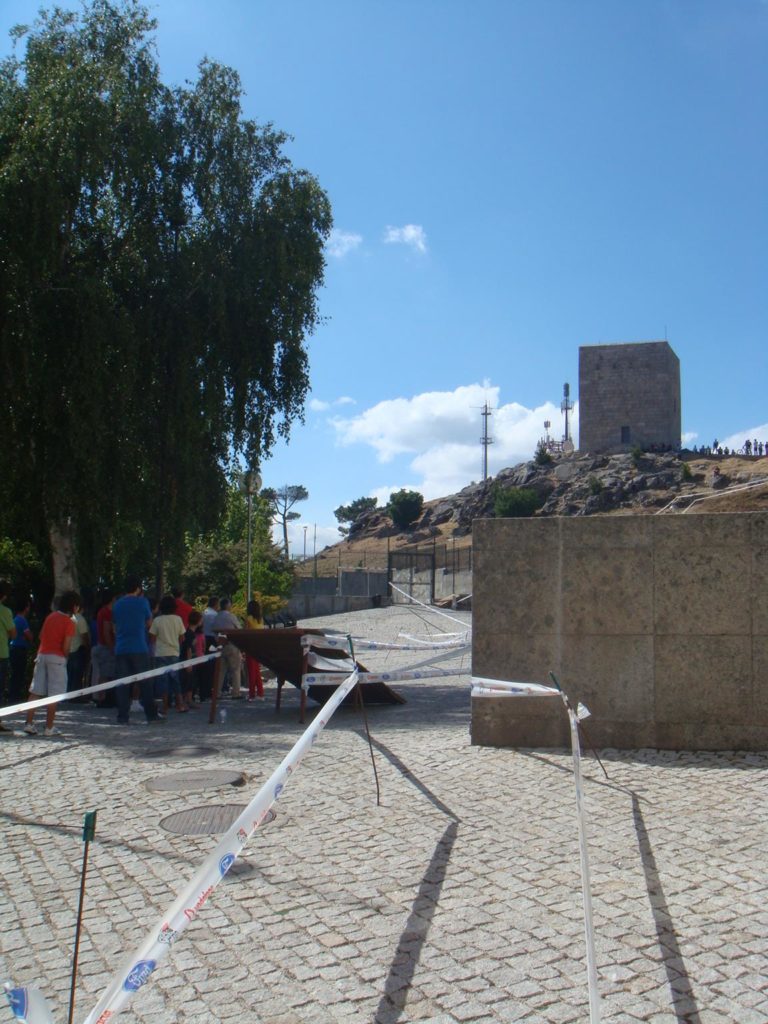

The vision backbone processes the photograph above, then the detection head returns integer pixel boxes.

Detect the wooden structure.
[214,628,405,723]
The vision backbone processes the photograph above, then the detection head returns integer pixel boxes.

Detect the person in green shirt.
[0,579,17,731]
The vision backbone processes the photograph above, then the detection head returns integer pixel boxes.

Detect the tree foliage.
[0,1,332,593]
[493,485,542,518]
[334,496,377,535]
[534,440,553,466]
[387,489,424,530]
[181,481,293,604]
[263,485,309,557]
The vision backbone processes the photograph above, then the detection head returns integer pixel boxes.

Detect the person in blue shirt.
[111,575,161,725]
[9,597,33,705]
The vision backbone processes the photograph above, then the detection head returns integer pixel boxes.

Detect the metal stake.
[68,810,97,1024]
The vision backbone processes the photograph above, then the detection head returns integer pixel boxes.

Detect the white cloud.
[681,431,698,446]
[326,229,362,258]
[383,224,427,254]
[722,422,768,450]
[332,384,579,499]
[310,395,357,413]
[332,384,496,462]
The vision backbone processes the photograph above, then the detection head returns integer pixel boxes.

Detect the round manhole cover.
[145,770,246,793]
[159,805,276,835]
[140,745,219,761]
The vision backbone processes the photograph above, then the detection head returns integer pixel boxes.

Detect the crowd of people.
[0,577,265,737]
[691,438,768,457]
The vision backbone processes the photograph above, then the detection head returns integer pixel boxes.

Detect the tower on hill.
[578,340,681,454]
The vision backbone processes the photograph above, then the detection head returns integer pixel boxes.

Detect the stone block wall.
[578,340,681,453]
[471,513,768,750]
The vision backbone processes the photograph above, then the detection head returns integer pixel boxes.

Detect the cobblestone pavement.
[1,605,766,1024]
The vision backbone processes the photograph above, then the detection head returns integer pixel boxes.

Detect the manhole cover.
[140,745,219,761]
[145,770,246,793]
[159,805,276,835]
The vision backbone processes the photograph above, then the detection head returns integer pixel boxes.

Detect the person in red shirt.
[91,589,116,705]
[24,591,80,737]
[172,587,194,629]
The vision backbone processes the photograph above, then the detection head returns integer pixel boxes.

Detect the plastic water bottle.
[219,707,227,725]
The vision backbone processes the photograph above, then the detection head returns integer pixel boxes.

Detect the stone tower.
[578,340,681,454]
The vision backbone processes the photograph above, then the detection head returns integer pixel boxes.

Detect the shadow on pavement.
[374,820,459,1024]
[631,793,702,1024]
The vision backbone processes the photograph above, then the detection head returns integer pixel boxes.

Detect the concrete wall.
[471,513,768,750]
[339,569,389,597]
[287,594,390,620]
[579,341,681,454]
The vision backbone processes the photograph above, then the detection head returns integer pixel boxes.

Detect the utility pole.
[480,401,494,480]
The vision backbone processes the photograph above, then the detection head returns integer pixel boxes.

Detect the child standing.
[181,609,205,707]
[245,599,265,701]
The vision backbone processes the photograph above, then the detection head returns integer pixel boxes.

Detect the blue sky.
[4,0,767,555]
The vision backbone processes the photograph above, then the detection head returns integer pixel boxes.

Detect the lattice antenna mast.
[480,401,494,481]
[561,382,573,444]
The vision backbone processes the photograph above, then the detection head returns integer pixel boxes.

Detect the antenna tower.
[480,402,494,480]
[561,382,573,444]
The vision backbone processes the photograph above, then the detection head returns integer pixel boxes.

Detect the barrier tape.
[470,677,560,697]
[301,665,467,689]
[471,685,560,699]
[307,652,356,672]
[398,631,469,645]
[301,634,468,652]
[81,665,360,1024]
[0,653,221,720]
[388,583,471,631]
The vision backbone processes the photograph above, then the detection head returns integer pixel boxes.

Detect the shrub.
[387,489,424,530]
[588,476,603,496]
[493,486,542,518]
[681,462,692,481]
[534,440,553,465]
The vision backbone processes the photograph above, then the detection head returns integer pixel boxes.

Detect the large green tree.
[334,496,378,536]
[0,0,331,594]
[262,484,309,558]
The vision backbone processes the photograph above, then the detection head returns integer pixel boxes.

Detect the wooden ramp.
[222,628,406,721]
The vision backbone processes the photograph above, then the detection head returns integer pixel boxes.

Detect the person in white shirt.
[150,594,186,713]
[212,598,243,698]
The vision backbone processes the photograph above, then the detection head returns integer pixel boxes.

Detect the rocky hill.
[307,452,768,573]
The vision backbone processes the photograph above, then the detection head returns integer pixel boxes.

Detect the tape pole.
[567,706,602,1024]
[80,667,359,1024]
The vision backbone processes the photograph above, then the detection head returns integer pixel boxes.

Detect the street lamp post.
[240,467,262,601]
[303,525,308,562]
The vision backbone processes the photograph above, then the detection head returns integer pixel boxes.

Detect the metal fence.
[298,541,472,576]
